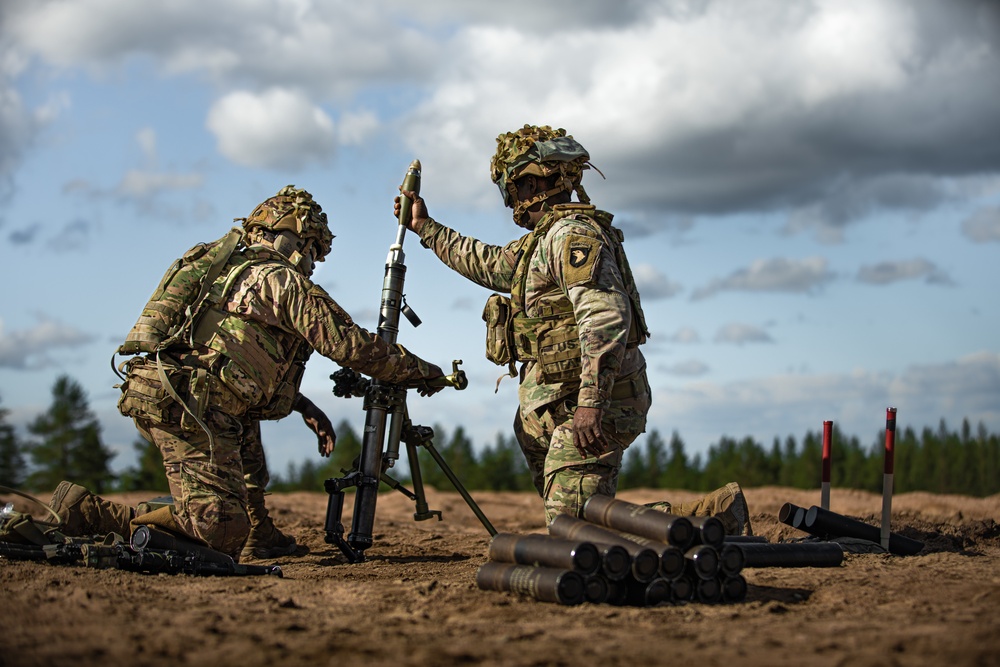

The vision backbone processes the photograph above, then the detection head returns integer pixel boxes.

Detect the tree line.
[2,374,998,498]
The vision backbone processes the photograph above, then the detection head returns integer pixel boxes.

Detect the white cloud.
[336,110,379,146]
[692,257,834,300]
[116,170,203,200]
[206,88,336,170]
[961,206,1000,243]
[5,1,999,228]
[713,323,774,346]
[633,263,682,300]
[661,360,709,377]
[0,316,95,369]
[856,258,954,286]
[667,327,701,344]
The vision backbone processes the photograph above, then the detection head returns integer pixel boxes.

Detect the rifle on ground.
[323,160,496,564]
[0,527,282,577]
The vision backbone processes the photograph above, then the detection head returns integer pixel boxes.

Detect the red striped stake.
[881,407,897,551]
[821,421,833,510]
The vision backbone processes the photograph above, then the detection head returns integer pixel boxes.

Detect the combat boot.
[662,482,754,536]
[241,490,297,560]
[713,481,753,537]
[48,481,134,537]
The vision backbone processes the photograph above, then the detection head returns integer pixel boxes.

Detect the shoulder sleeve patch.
[562,234,603,287]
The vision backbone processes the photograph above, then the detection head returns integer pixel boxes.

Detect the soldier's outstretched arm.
[393,190,519,292]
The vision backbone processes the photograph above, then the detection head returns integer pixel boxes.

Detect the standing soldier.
[396,125,750,534]
[50,185,446,559]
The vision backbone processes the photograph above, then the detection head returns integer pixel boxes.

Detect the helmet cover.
[243,185,334,261]
[489,125,592,212]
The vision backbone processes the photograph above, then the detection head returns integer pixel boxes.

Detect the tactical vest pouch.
[119,228,243,356]
[537,324,583,384]
[482,293,516,366]
[117,358,185,425]
[250,360,304,420]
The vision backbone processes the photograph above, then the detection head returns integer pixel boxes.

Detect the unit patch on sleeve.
[562,234,602,287]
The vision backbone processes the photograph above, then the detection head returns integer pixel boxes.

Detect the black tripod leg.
[421,440,497,537]
[405,442,442,522]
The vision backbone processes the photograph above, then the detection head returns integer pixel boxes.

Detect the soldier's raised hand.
[394,189,430,234]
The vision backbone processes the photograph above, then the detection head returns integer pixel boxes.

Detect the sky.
[1,0,999,483]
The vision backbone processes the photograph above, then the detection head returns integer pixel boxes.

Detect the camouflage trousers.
[514,372,651,524]
[133,406,271,558]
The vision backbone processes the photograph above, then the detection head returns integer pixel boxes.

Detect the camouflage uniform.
[412,125,751,535]
[417,203,650,523]
[113,189,439,557]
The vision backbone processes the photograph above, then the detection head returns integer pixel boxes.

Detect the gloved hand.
[293,393,336,456]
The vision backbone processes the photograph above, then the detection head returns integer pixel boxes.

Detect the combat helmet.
[489,125,593,227]
[242,185,334,269]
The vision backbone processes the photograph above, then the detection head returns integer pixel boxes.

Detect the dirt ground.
[2,485,999,667]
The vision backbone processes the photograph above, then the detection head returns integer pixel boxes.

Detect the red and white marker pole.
[821,421,833,510]
[881,407,897,551]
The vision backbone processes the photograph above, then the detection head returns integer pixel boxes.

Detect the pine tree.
[118,437,170,492]
[662,431,692,490]
[477,433,532,491]
[25,375,116,493]
[0,395,26,487]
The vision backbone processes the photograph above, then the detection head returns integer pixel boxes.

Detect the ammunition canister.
[802,506,924,556]
[624,576,671,607]
[547,514,659,582]
[736,541,845,568]
[488,532,601,575]
[605,577,628,606]
[695,576,722,604]
[723,535,769,543]
[475,562,585,606]
[685,544,720,580]
[658,544,686,581]
[669,575,694,602]
[611,531,689,581]
[687,515,725,548]
[778,502,807,530]
[719,543,745,576]
[721,574,748,602]
[581,495,695,548]
[584,573,610,604]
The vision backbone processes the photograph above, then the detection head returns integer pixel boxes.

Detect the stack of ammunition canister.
[476,495,749,606]
[776,501,922,558]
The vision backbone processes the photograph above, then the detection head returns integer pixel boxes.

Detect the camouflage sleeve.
[417,218,519,292]
[546,219,631,408]
[268,270,435,383]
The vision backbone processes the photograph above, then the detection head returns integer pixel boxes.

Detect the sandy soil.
[2,485,999,667]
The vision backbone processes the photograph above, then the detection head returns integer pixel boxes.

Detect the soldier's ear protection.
[273,230,311,272]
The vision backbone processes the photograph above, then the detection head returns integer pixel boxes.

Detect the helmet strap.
[512,183,574,229]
